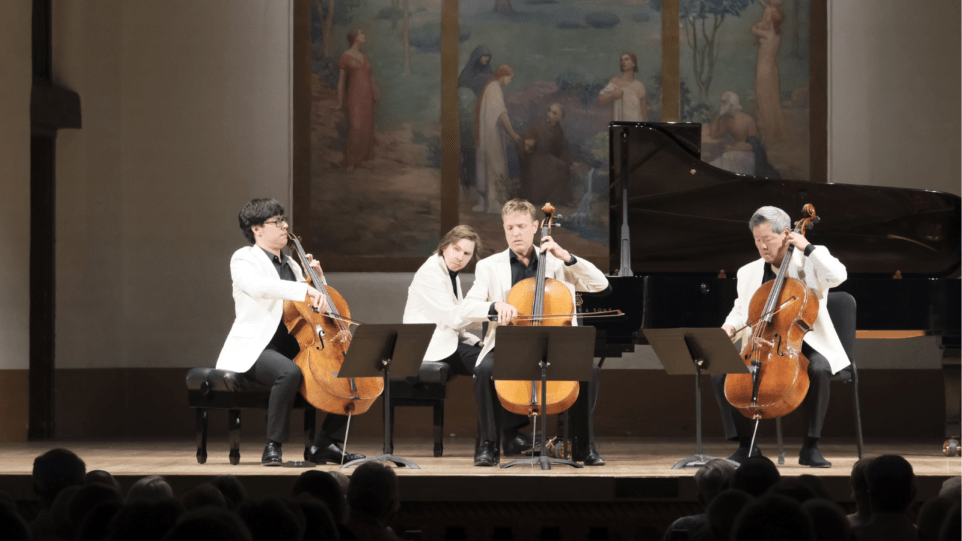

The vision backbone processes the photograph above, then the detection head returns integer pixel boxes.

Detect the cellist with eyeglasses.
[214,198,366,467]
[711,206,850,468]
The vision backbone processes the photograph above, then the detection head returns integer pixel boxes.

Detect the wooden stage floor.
[1,437,958,501]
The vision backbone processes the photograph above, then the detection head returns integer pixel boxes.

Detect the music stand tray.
[643,328,748,469]
[493,326,596,470]
[338,323,435,470]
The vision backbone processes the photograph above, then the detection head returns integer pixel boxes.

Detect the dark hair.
[127,475,174,503]
[436,225,482,262]
[800,499,851,541]
[165,507,252,541]
[917,497,958,541]
[766,478,818,504]
[210,475,247,511]
[182,483,228,511]
[238,198,285,243]
[347,462,399,520]
[67,483,124,533]
[732,494,814,541]
[239,497,303,541]
[109,499,184,541]
[33,448,87,507]
[731,456,781,498]
[706,489,754,541]
[347,29,361,45]
[866,454,917,513]
[292,471,347,523]
[297,499,339,541]
[695,458,735,507]
[621,52,639,73]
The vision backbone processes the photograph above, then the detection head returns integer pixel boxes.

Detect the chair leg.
[775,417,785,465]
[304,407,316,457]
[387,404,395,455]
[433,399,444,457]
[195,408,208,464]
[228,409,241,465]
[852,377,864,460]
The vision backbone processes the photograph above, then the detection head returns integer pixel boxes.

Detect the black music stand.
[643,328,748,469]
[337,323,436,470]
[493,326,597,470]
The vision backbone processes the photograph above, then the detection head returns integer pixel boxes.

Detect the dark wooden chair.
[186,367,316,465]
[387,362,456,457]
[775,291,864,462]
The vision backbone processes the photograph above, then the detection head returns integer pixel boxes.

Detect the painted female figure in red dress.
[337,29,378,170]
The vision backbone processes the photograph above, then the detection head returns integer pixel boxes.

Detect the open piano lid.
[608,122,961,278]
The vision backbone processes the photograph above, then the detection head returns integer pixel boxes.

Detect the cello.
[282,232,383,419]
[494,203,580,417]
[724,205,820,445]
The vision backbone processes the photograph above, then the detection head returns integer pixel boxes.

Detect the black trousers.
[569,362,603,456]
[473,347,532,444]
[711,343,832,442]
[244,345,351,445]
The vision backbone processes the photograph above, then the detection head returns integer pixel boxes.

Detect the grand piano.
[579,121,961,447]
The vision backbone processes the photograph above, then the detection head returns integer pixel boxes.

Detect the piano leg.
[941,336,961,456]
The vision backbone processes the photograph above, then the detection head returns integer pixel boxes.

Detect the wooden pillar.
[660,0,680,122]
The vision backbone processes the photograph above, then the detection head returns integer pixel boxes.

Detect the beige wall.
[0,0,32,372]
[54,1,294,369]
[829,0,961,195]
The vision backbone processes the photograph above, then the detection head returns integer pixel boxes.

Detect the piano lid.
[609,122,961,277]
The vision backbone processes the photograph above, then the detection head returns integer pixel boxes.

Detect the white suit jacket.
[458,249,610,366]
[402,255,480,362]
[215,246,313,373]
[723,245,850,374]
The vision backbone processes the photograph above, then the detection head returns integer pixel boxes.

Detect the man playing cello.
[459,199,610,466]
[215,198,365,466]
[712,206,849,467]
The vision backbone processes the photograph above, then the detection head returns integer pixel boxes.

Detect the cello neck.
[288,235,341,319]
[761,221,805,322]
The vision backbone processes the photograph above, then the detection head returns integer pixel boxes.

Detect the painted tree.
[653,0,754,100]
[312,0,360,57]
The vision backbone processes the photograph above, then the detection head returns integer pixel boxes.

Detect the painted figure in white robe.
[598,52,648,122]
[473,64,522,213]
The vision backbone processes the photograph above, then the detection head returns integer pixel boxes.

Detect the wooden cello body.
[282,234,383,415]
[494,204,580,416]
[724,205,820,421]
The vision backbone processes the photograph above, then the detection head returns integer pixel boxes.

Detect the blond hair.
[501,199,538,222]
[435,225,482,261]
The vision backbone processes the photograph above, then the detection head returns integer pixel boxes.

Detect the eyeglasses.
[264,217,288,227]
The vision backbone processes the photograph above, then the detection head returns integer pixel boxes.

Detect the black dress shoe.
[305,442,365,465]
[474,440,498,467]
[261,442,282,466]
[728,445,763,464]
[799,445,831,468]
[574,443,606,466]
[502,434,541,456]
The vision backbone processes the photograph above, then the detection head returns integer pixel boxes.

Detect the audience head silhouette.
[866,454,917,513]
[732,494,814,541]
[348,462,400,523]
[731,456,781,497]
[33,448,86,507]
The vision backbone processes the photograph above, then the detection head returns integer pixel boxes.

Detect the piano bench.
[388,363,456,457]
[185,367,316,465]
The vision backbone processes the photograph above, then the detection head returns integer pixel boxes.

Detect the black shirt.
[489,248,578,314]
[259,247,299,356]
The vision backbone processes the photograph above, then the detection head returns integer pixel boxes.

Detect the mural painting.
[667,0,810,180]
[309,0,443,257]
[457,0,662,258]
